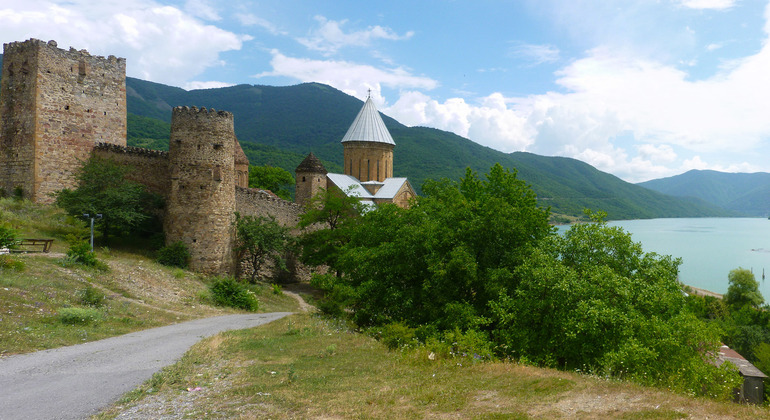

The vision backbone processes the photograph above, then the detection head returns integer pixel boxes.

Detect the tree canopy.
[303,164,742,400]
[724,267,764,309]
[55,156,162,243]
[248,165,294,200]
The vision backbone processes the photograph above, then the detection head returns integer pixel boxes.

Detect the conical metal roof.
[340,96,395,145]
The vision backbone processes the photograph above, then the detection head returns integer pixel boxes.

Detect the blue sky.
[2,0,769,182]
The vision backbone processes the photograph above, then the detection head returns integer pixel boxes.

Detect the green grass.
[0,199,300,356]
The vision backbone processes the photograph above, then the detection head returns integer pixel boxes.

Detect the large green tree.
[55,156,162,243]
[724,267,764,309]
[248,165,294,200]
[234,213,290,283]
[335,164,552,329]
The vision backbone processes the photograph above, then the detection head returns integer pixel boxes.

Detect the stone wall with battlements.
[92,143,170,197]
[235,186,304,228]
[0,38,126,202]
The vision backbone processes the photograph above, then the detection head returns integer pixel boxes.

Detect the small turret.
[295,152,327,206]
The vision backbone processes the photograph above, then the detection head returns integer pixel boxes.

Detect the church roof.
[374,178,411,199]
[295,152,328,174]
[340,96,395,146]
[234,138,249,165]
[326,173,373,198]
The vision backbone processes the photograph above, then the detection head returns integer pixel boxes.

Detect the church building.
[295,95,416,208]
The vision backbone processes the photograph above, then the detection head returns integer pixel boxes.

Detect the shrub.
[62,240,108,271]
[0,225,18,249]
[209,277,259,311]
[271,283,283,295]
[12,186,23,201]
[377,322,417,350]
[78,285,105,307]
[0,254,25,271]
[58,307,103,325]
[156,241,190,268]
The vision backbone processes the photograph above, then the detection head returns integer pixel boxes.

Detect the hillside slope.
[639,169,770,217]
[123,78,729,220]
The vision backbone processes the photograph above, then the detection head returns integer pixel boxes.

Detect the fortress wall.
[0,39,126,202]
[235,186,303,227]
[93,143,170,197]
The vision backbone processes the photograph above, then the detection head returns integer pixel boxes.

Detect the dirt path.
[0,312,291,420]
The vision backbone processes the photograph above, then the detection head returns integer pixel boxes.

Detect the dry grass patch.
[97,314,770,419]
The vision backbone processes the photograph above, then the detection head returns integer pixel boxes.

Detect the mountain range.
[638,170,770,217]
[0,53,761,219]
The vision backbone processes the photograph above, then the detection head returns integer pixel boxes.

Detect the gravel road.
[0,312,291,420]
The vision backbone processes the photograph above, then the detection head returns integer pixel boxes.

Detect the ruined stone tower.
[0,39,126,202]
[341,96,394,183]
[295,152,328,206]
[165,106,236,275]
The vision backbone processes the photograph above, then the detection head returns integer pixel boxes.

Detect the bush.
[78,285,105,307]
[62,240,108,271]
[0,225,18,249]
[156,241,190,268]
[58,307,103,325]
[0,254,25,271]
[209,277,259,311]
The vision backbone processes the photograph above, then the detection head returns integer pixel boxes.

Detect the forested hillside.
[0,52,730,219]
[122,77,729,220]
[639,170,770,217]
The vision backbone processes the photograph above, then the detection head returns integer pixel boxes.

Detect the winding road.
[0,312,291,420]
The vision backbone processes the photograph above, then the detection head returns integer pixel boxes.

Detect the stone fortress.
[0,38,302,276]
[0,38,414,277]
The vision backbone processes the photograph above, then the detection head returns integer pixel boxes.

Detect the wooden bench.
[10,239,54,253]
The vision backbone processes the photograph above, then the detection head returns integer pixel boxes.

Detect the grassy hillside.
[0,198,299,356]
[639,169,770,217]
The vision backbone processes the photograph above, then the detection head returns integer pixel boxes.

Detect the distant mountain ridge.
[0,53,730,219]
[638,170,770,217]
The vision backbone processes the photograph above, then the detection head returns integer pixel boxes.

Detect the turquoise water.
[599,218,770,297]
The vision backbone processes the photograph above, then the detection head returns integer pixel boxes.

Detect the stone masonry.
[0,38,305,277]
[0,39,126,203]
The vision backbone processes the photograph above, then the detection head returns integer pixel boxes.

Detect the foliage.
[156,241,190,268]
[62,239,108,271]
[334,164,552,329]
[209,277,259,311]
[298,187,363,276]
[724,267,764,309]
[127,113,170,150]
[58,307,103,325]
[234,213,290,283]
[54,156,163,244]
[0,224,18,248]
[489,213,740,398]
[77,285,106,308]
[0,254,25,271]
[248,165,295,200]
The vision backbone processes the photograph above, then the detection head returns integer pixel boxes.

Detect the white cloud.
[184,0,220,21]
[677,0,737,10]
[297,16,414,55]
[183,80,234,90]
[235,13,285,35]
[0,0,247,87]
[508,42,560,66]
[254,50,437,102]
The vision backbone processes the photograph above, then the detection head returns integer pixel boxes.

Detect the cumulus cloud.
[183,80,234,90]
[254,50,437,101]
[0,0,247,87]
[184,0,220,21]
[297,16,414,55]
